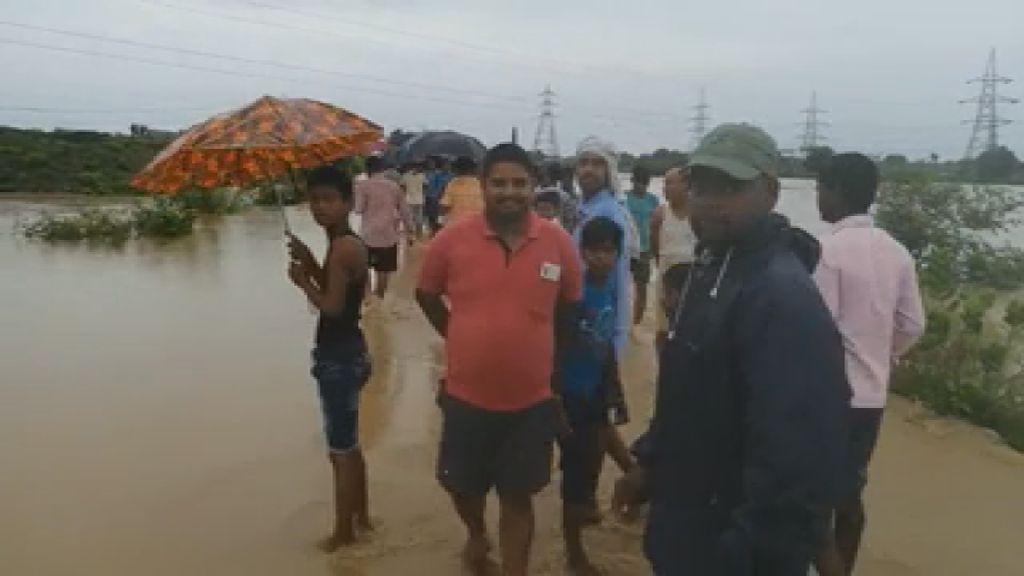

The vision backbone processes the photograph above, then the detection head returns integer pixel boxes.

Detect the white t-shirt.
[658,206,697,272]
[401,172,427,205]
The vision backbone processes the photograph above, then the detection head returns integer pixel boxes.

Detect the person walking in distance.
[625,163,660,325]
[440,156,485,224]
[400,162,427,240]
[354,156,413,301]
[812,153,925,576]
[425,157,452,235]
[650,166,697,352]
[416,143,582,576]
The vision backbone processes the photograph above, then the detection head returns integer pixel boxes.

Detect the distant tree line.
[618,144,1024,184]
[802,145,1024,184]
[0,127,172,195]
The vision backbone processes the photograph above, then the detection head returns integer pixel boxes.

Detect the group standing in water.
[286,122,925,576]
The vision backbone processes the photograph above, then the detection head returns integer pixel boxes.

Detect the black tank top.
[315,229,368,347]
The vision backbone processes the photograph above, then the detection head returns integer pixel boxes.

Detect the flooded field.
[1,185,1023,575]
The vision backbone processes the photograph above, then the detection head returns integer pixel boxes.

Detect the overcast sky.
[3,0,1024,158]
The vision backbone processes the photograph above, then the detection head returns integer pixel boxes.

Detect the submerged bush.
[177,188,247,214]
[132,199,195,237]
[23,199,196,242]
[23,208,132,243]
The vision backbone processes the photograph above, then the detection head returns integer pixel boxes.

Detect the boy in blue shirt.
[558,216,629,575]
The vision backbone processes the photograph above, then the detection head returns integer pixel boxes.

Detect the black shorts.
[558,393,608,505]
[630,254,652,285]
[437,394,558,497]
[367,244,399,273]
[843,407,884,502]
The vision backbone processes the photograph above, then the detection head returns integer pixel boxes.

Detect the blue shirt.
[562,277,616,398]
[574,189,632,353]
[626,192,659,253]
[426,170,451,202]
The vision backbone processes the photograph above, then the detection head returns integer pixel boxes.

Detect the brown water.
[1,189,1023,576]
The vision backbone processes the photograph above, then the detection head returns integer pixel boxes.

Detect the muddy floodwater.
[2,182,1023,575]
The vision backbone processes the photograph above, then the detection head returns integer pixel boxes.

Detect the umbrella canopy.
[394,130,487,165]
[131,95,383,193]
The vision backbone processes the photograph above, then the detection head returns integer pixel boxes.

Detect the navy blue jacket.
[638,213,850,576]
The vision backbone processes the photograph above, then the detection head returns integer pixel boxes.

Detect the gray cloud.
[3,0,1024,158]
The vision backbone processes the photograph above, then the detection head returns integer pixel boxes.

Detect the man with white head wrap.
[573,136,633,353]
[570,136,639,505]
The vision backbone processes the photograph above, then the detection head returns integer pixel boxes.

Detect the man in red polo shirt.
[417,143,582,576]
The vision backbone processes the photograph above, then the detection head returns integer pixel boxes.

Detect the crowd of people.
[285,122,926,576]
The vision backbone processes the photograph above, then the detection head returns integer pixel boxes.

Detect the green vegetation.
[178,188,249,214]
[132,199,196,238]
[0,127,171,195]
[23,200,195,243]
[877,175,1024,450]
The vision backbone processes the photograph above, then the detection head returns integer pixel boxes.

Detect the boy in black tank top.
[287,165,373,552]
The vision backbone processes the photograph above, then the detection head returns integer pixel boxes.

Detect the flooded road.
[1,185,1023,575]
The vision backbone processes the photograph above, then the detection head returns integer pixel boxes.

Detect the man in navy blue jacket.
[614,124,850,576]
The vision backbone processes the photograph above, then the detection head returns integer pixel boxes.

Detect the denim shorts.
[311,345,372,453]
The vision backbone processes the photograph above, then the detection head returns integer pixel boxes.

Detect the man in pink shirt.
[354,157,414,300]
[812,153,926,576]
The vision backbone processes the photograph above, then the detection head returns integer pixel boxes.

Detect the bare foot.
[460,535,495,575]
[317,531,356,553]
[568,554,603,576]
[356,517,374,533]
[582,500,602,526]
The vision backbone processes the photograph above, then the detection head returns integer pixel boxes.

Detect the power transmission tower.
[690,88,711,148]
[799,91,828,152]
[532,85,560,158]
[961,48,1017,160]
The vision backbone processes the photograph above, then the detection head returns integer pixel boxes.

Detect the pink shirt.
[354,175,413,248]
[813,214,926,408]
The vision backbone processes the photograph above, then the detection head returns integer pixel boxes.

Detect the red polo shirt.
[418,212,582,412]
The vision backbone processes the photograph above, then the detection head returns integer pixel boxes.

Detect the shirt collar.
[482,212,542,240]
[581,188,614,208]
[831,213,874,233]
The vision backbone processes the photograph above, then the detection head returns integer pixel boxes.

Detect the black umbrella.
[395,130,487,164]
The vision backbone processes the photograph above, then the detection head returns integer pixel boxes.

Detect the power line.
[0,16,697,127]
[174,0,686,84]
[143,0,579,80]
[0,105,222,114]
[144,1,745,124]
[961,48,1017,160]
[0,37,532,114]
[245,1,538,62]
[0,19,529,105]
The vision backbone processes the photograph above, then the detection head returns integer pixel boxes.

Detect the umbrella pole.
[261,158,291,235]
[273,182,292,235]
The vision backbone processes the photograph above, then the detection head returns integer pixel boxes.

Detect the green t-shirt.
[626,191,659,253]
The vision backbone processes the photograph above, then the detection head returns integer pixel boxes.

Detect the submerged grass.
[23,198,197,243]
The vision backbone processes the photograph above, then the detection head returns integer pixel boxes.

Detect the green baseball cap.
[689,123,779,180]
